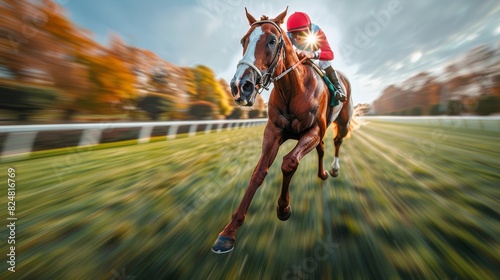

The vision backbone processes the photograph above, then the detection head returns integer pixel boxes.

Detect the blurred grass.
[0,120,499,279]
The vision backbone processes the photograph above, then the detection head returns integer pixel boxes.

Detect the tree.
[227,108,244,119]
[136,93,173,120]
[187,101,217,119]
[475,95,500,116]
[218,78,235,116]
[0,0,109,119]
[0,0,54,81]
[76,50,135,114]
[40,0,100,118]
[429,104,443,115]
[410,107,423,116]
[186,65,231,118]
[447,100,463,115]
[181,67,197,99]
[1,1,82,119]
[0,1,236,122]
[213,78,232,116]
[0,82,58,121]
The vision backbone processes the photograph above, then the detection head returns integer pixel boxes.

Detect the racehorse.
[212,7,353,253]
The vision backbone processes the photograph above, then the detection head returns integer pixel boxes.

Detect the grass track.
[0,121,499,279]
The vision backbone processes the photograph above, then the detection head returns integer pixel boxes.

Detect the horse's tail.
[346,105,365,139]
[331,101,367,140]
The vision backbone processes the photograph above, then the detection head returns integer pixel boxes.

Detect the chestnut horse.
[212,7,353,253]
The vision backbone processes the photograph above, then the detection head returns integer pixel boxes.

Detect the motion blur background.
[0,1,499,280]
[1,0,499,123]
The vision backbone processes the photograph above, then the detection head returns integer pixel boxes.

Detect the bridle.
[237,20,305,94]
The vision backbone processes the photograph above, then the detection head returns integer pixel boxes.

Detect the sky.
[57,0,500,105]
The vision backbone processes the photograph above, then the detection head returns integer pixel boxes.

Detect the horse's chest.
[291,115,315,134]
[278,112,316,136]
[271,99,319,136]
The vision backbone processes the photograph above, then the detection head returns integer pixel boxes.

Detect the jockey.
[286,11,346,102]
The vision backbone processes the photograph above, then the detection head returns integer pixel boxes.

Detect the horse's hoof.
[277,205,292,221]
[319,171,329,180]
[211,235,235,254]
[329,169,339,178]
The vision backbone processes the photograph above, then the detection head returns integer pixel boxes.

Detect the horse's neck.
[273,44,307,101]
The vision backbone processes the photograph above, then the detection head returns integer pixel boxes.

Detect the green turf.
[0,121,499,279]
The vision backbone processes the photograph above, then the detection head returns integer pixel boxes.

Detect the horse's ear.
[273,6,288,24]
[245,7,257,25]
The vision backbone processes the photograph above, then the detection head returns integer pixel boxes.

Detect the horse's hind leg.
[277,126,321,220]
[316,140,329,180]
[330,122,348,177]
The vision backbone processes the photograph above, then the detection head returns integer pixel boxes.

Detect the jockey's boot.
[325,66,346,102]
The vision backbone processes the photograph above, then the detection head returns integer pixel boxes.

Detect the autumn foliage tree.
[77,48,135,113]
[189,65,232,117]
[0,0,248,122]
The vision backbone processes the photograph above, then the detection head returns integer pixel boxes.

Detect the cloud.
[410,52,422,63]
[62,0,500,104]
[329,0,499,103]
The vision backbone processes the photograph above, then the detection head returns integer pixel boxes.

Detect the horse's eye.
[268,38,276,46]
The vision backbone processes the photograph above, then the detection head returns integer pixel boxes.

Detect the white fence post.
[1,131,38,159]
[138,126,154,144]
[188,125,198,137]
[205,124,212,134]
[167,125,179,140]
[79,129,102,147]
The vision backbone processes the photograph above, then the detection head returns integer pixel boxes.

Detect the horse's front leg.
[211,124,282,254]
[277,126,321,221]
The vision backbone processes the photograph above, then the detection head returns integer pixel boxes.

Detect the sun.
[304,31,319,51]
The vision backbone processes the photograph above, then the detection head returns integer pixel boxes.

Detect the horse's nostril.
[230,86,238,96]
[230,82,237,93]
[242,81,254,93]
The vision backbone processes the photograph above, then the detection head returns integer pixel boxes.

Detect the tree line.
[373,45,500,116]
[0,0,265,122]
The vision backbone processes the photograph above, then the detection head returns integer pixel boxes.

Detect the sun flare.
[305,32,319,51]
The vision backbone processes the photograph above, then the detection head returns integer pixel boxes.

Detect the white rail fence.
[1,116,499,160]
[0,119,268,160]
[362,116,500,131]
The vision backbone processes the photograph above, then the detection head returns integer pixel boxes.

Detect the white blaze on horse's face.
[236,26,264,82]
[231,26,264,106]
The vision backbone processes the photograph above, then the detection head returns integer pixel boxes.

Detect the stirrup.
[336,91,346,102]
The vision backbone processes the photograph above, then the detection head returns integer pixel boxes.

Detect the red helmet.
[286,12,311,32]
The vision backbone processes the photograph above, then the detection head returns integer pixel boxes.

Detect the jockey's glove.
[296,49,316,59]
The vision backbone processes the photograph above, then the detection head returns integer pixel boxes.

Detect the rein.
[272,57,307,82]
[237,20,306,94]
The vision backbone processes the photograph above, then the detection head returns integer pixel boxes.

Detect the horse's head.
[230,7,288,106]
